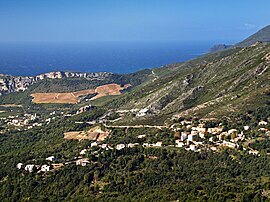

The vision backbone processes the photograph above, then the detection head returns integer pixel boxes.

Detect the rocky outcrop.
[0,71,112,95]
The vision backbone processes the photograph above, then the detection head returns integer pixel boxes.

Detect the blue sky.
[0,0,270,43]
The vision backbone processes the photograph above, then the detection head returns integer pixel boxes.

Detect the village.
[16,116,270,174]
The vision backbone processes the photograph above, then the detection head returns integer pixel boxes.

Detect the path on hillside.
[102,123,168,130]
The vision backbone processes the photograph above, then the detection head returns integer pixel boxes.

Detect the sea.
[0,41,218,76]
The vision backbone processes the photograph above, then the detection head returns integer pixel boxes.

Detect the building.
[41,165,50,172]
[128,143,139,148]
[180,132,188,141]
[25,164,35,172]
[222,141,236,148]
[16,163,24,170]
[76,158,90,166]
[46,156,56,161]
[175,140,184,148]
[80,149,87,155]
[259,121,268,126]
[91,142,98,147]
[116,144,125,150]
[188,134,197,141]
[153,141,162,147]
[136,108,149,117]
[189,144,198,151]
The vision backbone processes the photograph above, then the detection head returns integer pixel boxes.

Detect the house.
[188,134,197,141]
[153,141,162,147]
[244,126,250,131]
[208,127,223,134]
[228,129,238,135]
[180,132,188,141]
[210,146,217,151]
[41,165,50,172]
[222,141,236,148]
[248,150,259,155]
[128,143,139,148]
[175,140,184,148]
[259,121,268,126]
[76,158,90,166]
[137,134,146,139]
[100,144,108,149]
[25,164,35,172]
[189,144,198,151]
[46,156,56,161]
[116,144,125,150]
[143,143,149,147]
[199,132,205,139]
[136,108,149,117]
[80,149,87,155]
[91,142,98,147]
[16,163,24,170]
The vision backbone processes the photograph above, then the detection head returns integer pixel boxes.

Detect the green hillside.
[103,42,270,125]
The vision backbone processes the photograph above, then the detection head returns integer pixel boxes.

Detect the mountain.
[236,25,270,47]
[105,42,270,124]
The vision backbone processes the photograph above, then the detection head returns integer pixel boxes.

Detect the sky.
[0,0,270,43]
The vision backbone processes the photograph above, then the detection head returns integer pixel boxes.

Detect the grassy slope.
[106,43,270,124]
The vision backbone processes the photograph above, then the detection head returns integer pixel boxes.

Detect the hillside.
[104,42,270,125]
[236,25,270,47]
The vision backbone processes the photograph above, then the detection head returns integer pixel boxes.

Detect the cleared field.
[92,83,131,100]
[31,83,130,104]
[64,126,110,141]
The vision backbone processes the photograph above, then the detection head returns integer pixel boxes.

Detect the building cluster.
[16,156,56,173]
[173,120,269,154]
[0,114,42,130]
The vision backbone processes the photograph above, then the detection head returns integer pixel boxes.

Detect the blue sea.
[0,41,216,76]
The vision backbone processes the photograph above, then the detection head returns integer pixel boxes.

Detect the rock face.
[0,71,112,95]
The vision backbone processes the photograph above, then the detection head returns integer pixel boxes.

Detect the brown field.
[31,83,130,104]
[64,126,110,141]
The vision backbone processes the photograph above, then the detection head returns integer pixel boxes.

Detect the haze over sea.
[0,41,220,76]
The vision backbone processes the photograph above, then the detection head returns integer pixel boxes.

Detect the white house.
[100,144,108,149]
[91,142,98,147]
[259,121,268,126]
[41,165,50,172]
[244,126,250,131]
[76,158,90,166]
[175,140,184,148]
[80,149,87,155]
[136,108,149,117]
[152,141,162,147]
[222,141,236,148]
[116,144,125,150]
[143,143,149,147]
[180,132,188,141]
[16,163,24,170]
[46,156,56,161]
[128,143,139,148]
[248,150,259,155]
[189,144,198,151]
[137,134,146,139]
[25,164,35,172]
